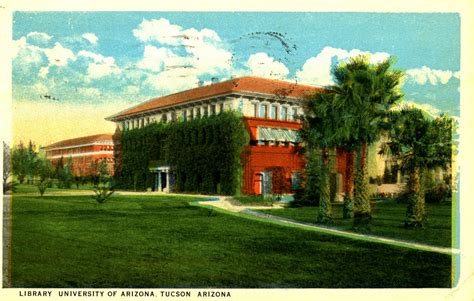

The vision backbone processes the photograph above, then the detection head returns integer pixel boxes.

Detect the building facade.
[107,76,353,196]
[43,134,115,177]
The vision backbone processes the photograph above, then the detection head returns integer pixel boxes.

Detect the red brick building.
[43,134,115,177]
[107,76,349,195]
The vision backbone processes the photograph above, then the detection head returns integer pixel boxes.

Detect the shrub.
[93,159,114,204]
[425,182,451,203]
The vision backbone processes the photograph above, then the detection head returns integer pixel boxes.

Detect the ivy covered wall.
[115,112,248,195]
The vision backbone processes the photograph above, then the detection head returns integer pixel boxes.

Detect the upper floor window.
[292,108,299,121]
[270,104,277,119]
[182,111,187,122]
[280,106,288,120]
[196,107,201,119]
[253,103,258,117]
[219,103,224,113]
[211,104,216,115]
[190,109,194,120]
[259,103,268,118]
[203,106,209,117]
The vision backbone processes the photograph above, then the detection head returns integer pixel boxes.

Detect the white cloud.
[246,52,289,79]
[43,42,76,67]
[78,50,121,79]
[136,45,176,72]
[133,18,183,44]
[405,66,459,85]
[77,50,104,62]
[133,18,233,87]
[13,38,75,67]
[296,46,390,86]
[12,37,43,63]
[13,38,76,78]
[26,32,53,44]
[82,33,98,45]
[87,60,120,79]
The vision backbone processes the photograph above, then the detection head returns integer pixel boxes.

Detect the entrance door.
[262,170,272,196]
[254,173,263,195]
[160,172,167,191]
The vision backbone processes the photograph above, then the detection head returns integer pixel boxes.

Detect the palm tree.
[330,55,404,227]
[301,93,337,224]
[380,107,453,227]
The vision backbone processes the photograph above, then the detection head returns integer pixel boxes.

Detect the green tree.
[11,142,28,184]
[35,153,54,196]
[380,108,453,227]
[93,159,114,203]
[301,93,339,224]
[58,156,73,188]
[25,141,38,184]
[331,55,404,227]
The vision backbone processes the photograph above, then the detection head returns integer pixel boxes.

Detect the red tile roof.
[44,134,114,150]
[107,76,323,120]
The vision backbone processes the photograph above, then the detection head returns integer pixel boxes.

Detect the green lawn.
[258,201,453,247]
[10,193,452,288]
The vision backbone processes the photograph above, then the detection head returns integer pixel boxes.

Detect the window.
[292,108,299,121]
[196,107,201,119]
[182,111,187,121]
[252,103,258,117]
[203,106,209,117]
[280,106,288,120]
[190,109,194,120]
[219,103,224,113]
[259,103,268,118]
[210,104,216,115]
[270,104,277,119]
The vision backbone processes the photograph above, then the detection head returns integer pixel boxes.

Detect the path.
[195,197,458,255]
[3,194,11,288]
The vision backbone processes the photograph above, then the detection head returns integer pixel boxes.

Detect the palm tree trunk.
[343,150,354,219]
[317,147,332,224]
[353,142,371,228]
[405,166,425,228]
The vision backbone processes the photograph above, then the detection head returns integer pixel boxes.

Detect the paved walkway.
[3,194,11,288]
[196,197,458,255]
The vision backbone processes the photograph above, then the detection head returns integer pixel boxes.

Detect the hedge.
[115,111,248,195]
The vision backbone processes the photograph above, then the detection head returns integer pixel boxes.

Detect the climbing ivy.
[115,112,248,195]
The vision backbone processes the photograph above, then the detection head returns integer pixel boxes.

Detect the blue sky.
[12,12,460,145]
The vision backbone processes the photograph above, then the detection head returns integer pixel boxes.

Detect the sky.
[11,12,460,147]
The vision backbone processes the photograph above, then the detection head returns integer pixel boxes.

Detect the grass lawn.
[10,193,452,288]
[258,201,452,247]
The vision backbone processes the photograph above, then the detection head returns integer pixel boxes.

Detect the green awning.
[258,127,299,143]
